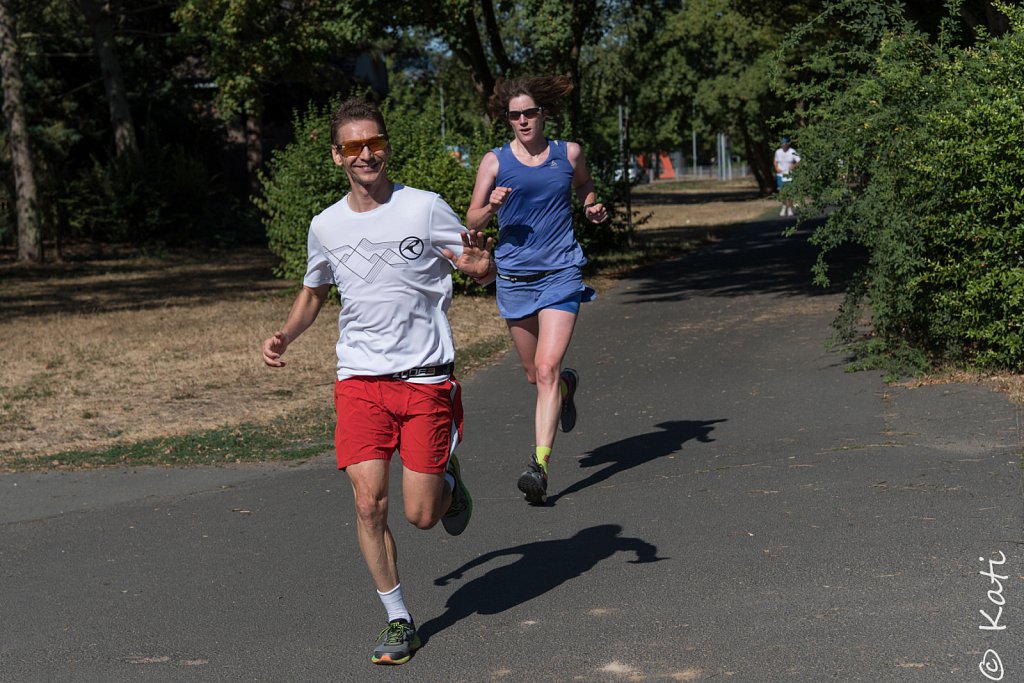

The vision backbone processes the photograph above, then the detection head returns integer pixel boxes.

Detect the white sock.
[377,583,411,623]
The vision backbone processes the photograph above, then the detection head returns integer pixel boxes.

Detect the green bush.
[917,35,1024,368]
[60,137,231,245]
[788,6,1024,373]
[255,99,345,281]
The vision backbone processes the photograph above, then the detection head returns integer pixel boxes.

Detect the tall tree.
[75,0,139,160]
[400,0,506,116]
[406,0,621,133]
[584,0,667,158]
[0,0,41,262]
[174,0,374,190]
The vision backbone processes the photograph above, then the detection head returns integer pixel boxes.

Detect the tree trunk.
[76,0,139,160]
[0,0,42,262]
[480,0,511,76]
[449,5,495,116]
[245,112,263,194]
[737,114,774,196]
[567,0,597,137]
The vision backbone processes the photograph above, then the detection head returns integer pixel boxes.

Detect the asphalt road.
[2,215,1022,682]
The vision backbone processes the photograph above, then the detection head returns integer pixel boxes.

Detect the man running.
[262,97,494,665]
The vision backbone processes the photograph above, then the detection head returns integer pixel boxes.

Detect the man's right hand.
[262,331,290,367]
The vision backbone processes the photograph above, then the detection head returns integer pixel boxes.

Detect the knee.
[535,362,560,387]
[408,513,439,531]
[405,507,441,530]
[353,494,388,527]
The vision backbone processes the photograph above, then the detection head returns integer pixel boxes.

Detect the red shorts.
[333,376,463,474]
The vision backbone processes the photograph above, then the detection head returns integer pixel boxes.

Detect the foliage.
[385,34,484,145]
[254,99,346,281]
[384,99,479,223]
[172,0,373,119]
[608,0,822,193]
[788,1,1024,372]
[2,0,263,254]
[63,133,243,245]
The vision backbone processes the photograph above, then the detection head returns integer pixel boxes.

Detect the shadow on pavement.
[625,216,865,304]
[546,419,724,505]
[420,524,666,645]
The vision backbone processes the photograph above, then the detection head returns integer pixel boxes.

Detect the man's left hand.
[446,229,495,281]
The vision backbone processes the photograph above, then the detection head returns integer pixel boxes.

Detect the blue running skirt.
[496,266,597,321]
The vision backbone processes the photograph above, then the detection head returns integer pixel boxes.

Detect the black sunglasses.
[506,107,544,121]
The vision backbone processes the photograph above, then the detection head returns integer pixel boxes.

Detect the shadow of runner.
[546,419,725,505]
[419,524,666,644]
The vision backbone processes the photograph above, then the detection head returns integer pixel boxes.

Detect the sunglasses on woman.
[334,134,389,157]
[506,107,544,121]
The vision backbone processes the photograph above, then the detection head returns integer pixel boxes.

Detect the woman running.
[467,75,607,504]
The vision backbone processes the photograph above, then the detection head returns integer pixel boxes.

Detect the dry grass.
[630,179,779,231]
[897,369,1024,406]
[0,249,507,465]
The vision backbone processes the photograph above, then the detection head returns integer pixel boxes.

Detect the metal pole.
[725,134,732,180]
[691,101,697,177]
[622,97,633,245]
[716,133,723,180]
[618,101,624,168]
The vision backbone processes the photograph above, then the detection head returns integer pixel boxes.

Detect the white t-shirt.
[303,184,466,381]
[774,146,800,176]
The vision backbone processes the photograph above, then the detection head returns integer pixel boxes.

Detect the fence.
[644,163,751,182]
[634,149,751,183]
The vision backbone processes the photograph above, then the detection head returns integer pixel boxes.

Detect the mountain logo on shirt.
[325,237,423,284]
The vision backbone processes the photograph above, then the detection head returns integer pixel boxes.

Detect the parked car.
[613,161,645,184]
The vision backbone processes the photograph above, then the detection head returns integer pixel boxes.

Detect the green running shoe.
[560,368,579,432]
[442,454,472,535]
[371,619,420,665]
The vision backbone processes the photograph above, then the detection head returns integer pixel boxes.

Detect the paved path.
[2,216,1021,682]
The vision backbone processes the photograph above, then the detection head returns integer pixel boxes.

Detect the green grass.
[21,407,337,471]
[3,382,56,402]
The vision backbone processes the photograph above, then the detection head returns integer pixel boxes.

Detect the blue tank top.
[493,140,586,273]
